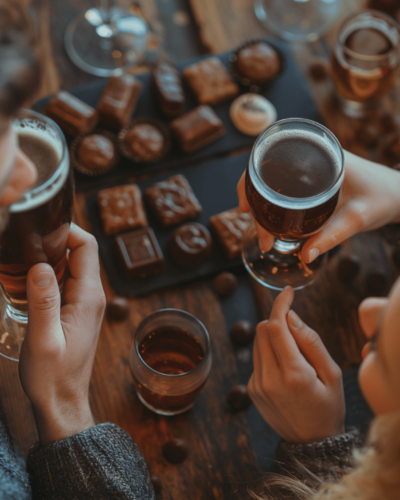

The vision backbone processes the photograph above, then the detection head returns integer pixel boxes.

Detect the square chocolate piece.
[115,227,165,280]
[45,91,99,136]
[144,174,202,227]
[210,207,252,260]
[98,184,147,236]
[183,57,239,105]
[97,75,143,129]
[170,106,225,153]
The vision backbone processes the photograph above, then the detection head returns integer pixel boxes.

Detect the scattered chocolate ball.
[308,61,329,82]
[355,122,379,149]
[231,320,255,345]
[213,272,238,296]
[337,255,361,282]
[365,270,388,296]
[227,384,252,411]
[150,474,162,495]
[162,438,189,464]
[392,247,400,270]
[106,297,130,321]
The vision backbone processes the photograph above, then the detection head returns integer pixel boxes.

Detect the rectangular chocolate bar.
[45,91,99,136]
[144,174,202,227]
[96,75,143,129]
[183,57,239,106]
[170,106,225,153]
[152,61,185,117]
[210,207,252,260]
[98,184,147,236]
[115,227,165,280]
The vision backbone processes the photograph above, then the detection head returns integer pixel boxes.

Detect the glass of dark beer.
[243,118,344,290]
[130,309,212,416]
[0,109,74,361]
[331,10,400,116]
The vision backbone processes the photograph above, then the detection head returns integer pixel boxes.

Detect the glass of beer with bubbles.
[0,109,74,361]
[242,118,344,291]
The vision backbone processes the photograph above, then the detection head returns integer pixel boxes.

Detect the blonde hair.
[249,412,400,500]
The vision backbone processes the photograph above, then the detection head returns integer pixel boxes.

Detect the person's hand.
[19,224,106,446]
[248,286,345,443]
[237,150,400,263]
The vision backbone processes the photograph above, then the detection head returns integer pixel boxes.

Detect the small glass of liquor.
[130,309,211,416]
[331,10,400,117]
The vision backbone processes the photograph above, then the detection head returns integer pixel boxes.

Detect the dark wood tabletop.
[1,0,396,498]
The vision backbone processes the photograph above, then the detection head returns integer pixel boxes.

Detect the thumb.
[26,263,64,350]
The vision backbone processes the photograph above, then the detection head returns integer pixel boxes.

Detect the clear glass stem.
[273,239,301,254]
[6,304,28,324]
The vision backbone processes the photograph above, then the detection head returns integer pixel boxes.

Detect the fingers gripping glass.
[242,118,344,291]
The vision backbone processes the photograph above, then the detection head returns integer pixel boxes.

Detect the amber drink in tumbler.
[0,110,73,361]
[130,309,211,416]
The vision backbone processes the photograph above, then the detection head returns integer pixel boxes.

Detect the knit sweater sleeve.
[26,422,155,500]
[273,427,363,480]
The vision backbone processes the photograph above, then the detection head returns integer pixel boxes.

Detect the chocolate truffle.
[213,272,237,296]
[77,134,116,171]
[183,57,239,105]
[210,207,252,260]
[150,475,162,495]
[125,123,164,162]
[337,255,361,282]
[236,42,281,84]
[106,297,130,322]
[308,61,329,82]
[365,270,388,296]
[231,320,255,345]
[230,94,277,136]
[144,174,202,227]
[97,184,147,236]
[115,227,165,280]
[168,223,212,267]
[162,439,189,464]
[227,385,252,411]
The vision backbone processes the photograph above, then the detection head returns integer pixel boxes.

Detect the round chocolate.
[125,124,164,161]
[106,297,130,322]
[337,255,361,282]
[392,247,400,270]
[162,439,189,464]
[308,61,329,82]
[77,134,115,171]
[168,223,212,267]
[213,272,238,296]
[227,385,252,411]
[365,270,388,296]
[150,474,162,495]
[236,42,280,84]
[230,94,277,136]
[231,320,255,345]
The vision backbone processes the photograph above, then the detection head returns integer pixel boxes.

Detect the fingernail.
[32,271,52,288]
[288,310,302,328]
[308,248,320,263]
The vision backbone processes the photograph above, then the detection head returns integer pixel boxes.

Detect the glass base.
[136,392,195,416]
[65,8,148,77]
[242,225,327,290]
[0,297,27,362]
[338,95,380,118]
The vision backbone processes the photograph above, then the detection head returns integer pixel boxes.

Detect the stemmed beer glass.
[0,110,74,361]
[242,118,344,290]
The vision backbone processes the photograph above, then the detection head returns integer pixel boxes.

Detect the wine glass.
[65,0,148,77]
[242,118,344,290]
[254,0,342,42]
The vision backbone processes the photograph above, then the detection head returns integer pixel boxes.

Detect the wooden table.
[0,0,395,498]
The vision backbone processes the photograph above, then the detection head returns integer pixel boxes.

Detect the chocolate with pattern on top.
[45,91,99,136]
[144,174,202,227]
[170,105,225,153]
[96,75,143,128]
[183,57,239,105]
[168,222,212,267]
[98,184,147,236]
[210,207,252,260]
[115,227,165,280]
[152,60,185,117]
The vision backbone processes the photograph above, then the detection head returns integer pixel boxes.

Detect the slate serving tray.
[33,39,323,192]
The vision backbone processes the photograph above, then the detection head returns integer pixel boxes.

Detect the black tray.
[34,40,322,192]
[87,151,253,297]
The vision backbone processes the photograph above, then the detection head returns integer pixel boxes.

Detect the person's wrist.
[32,400,95,447]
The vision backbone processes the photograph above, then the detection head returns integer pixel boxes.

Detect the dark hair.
[0,2,40,133]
